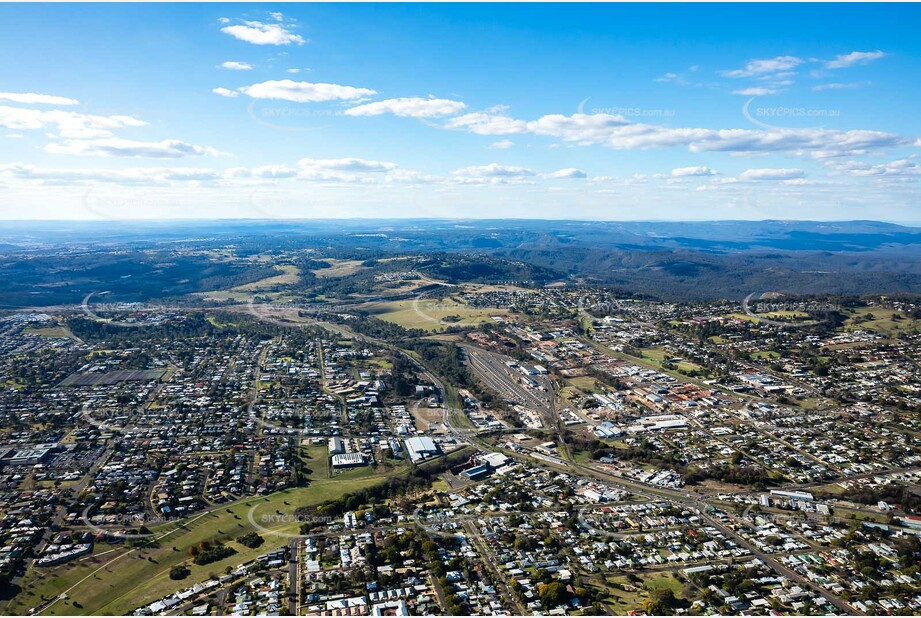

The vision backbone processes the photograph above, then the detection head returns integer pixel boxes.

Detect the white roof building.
[404,436,439,463]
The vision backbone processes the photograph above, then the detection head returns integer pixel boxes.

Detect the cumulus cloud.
[237,80,376,103]
[548,168,587,179]
[0,105,146,138]
[722,56,803,78]
[0,92,79,106]
[488,140,514,149]
[343,97,466,118]
[220,20,305,46]
[212,87,239,98]
[220,61,253,70]
[825,50,885,70]
[672,166,716,177]
[452,163,535,178]
[739,168,805,181]
[45,138,229,158]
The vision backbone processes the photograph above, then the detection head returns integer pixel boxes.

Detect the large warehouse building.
[404,436,440,464]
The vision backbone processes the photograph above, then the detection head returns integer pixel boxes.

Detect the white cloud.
[732,87,778,96]
[0,105,146,138]
[452,163,534,178]
[0,159,428,188]
[825,50,885,70]
[45,138,229,158]
[829,158,920,178]
[212,87,239,98]
[221,20,305,46]
[488,140,514,149]
[220,61,253,70]
[250,165,299,179]
[811,81,868,91]
[298,158,397,172]
[344,97,466,118]
[386,169,439,184]
[445,111,906,158]
[740,168,805,181]
[297,158,398,182]
[0,163,224,186]
[655,72,679,83]
[444,112,528,135]
[722,56,803,78]
[672,166,716,177]
[237,80,376,103]
[0,92,79,106]
[548,168,587,179]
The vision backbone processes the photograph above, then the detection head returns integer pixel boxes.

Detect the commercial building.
[331,453,366,468]
[328,437,345,455]
[404,436,439,464]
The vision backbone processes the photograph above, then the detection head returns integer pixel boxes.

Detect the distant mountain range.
[0,219,918,303]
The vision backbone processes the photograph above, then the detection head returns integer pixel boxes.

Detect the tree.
[538,581,570,607]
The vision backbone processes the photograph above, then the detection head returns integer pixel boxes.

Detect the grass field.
[845,307,916,337]
[727,312,760,323]
[729,311,812,324]
[640,347,702,373]
[312,259,368,278]
[10,456,403,616]
[22,326,72,338]
[566,376,600,394]
[587,572,685,614]
[360,297,507,332]
[762,310,811,319]
[230,264,300,292]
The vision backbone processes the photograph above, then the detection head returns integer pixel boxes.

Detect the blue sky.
[0,3,919,221]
